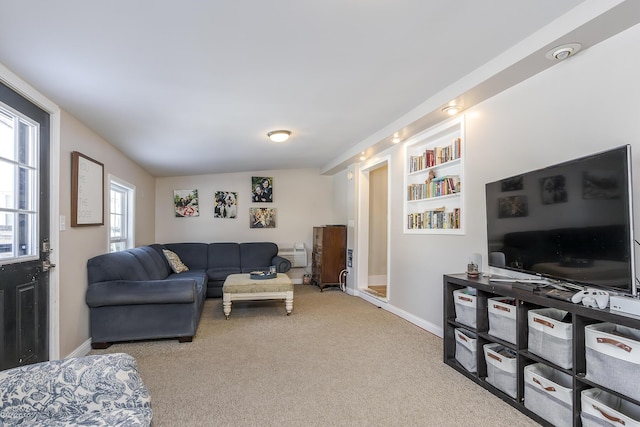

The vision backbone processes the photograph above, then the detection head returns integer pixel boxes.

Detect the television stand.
[444,273,640,426]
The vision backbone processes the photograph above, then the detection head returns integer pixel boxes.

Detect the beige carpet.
[91,284,539,426]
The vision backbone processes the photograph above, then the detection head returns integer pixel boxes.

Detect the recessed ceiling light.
[442,105,460,115]
[545,43,582,61]
[267,130,291,142]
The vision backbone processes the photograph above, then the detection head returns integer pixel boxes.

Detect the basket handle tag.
[597,337,632,353]
[458,295,473,302]
[532,377,556,392]
[487,352,502,363]
[494,304,511,313]
[592,404,626,425]
[533,317,555,328]
[457,333,468,342]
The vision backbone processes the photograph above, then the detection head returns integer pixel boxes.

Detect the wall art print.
[582,170,621,199]
[540,175,567,204]
[174,189,199,217]
[498,195,528,218]
[214,191,238,218]
[249,208,276,228]
[251,176,273,202]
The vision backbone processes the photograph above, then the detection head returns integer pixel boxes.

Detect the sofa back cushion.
[164,243,209,270]
[208,243,241,269]
[239,242,278,272]
[87,251,150,284]
[130,246,170,280]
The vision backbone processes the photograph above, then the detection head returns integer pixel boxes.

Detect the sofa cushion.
[165,243,209,270]
[149,244,174,277]
[239,242,278,272]
[163,249,190,273]
[208,243,241,269]
[131,246,171,280]
[87,251,150,283]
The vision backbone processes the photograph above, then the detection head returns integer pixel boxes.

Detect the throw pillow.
[163,249,189,273]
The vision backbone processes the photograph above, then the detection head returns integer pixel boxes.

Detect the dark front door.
[0,81,51,371]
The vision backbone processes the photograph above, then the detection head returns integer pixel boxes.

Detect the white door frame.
[356,155,391,301]
[0,63,61,361]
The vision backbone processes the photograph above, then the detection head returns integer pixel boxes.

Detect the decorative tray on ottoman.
[250,271,276,280]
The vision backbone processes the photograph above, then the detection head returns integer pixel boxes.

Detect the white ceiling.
[0,0,614,177]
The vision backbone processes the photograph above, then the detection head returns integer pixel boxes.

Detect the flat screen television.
[485,145,636,296]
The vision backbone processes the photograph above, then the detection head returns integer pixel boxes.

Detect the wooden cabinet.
[312,226,347,291]
[443,274,640,426]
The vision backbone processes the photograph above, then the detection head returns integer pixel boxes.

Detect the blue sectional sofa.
[86,242,290,349]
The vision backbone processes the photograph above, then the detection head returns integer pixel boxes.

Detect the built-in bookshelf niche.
[403,116,465,234]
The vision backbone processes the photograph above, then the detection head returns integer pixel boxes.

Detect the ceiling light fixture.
[267,130,291,142]
[545,43,582,61]
[359,152,366,161]
[392,132,401,144]
[442,104,460,115]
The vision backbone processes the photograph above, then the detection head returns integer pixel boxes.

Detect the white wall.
[59,111,156,357]
[351,23,640,336]
[155,168,334,280]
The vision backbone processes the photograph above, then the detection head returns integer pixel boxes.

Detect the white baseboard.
[65,339,93,359]
[355,290,443,338]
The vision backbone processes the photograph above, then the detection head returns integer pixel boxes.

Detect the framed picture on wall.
[251,177,273,202]
[71,151,104,227]
[174,189,200,217]
[214,191,238,218]
[249,208,276,228]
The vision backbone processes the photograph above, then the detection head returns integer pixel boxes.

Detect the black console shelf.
[443,273,640,427]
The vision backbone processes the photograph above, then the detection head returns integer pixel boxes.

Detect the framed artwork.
[498,196,528,218]
[71,151,104,226]
[249,208,276,228]
[174,189,199,217]
[583,170,620,199]
[540,175,567,204]
[251,176,273,202]
[500,175,523,192]
[214,191,238,218]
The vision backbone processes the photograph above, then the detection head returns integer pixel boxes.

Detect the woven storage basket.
[488,297,517,344]
[484,343,517,398]
[453,288,477,329]
[585,323,640,402]
[524,363,573,427]
[528,308,573,369]
[454,328,477,373]
[581,388,640,427]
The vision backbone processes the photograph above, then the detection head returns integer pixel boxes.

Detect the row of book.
[407,208,460,230]
[407,175,460,201]
[408,137,461,173]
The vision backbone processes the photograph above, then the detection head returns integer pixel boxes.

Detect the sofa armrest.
[86,279,197,307]
[272,255,291,273]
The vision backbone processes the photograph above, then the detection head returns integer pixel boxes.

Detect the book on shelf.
[409,137,461,173]
[407,207,460,230]
[406,175,460,201]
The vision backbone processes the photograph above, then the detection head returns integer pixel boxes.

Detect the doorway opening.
[358,159,390,302]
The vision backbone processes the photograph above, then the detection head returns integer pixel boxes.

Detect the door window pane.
[0,104,38,262]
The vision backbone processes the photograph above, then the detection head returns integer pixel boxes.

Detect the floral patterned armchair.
[0,353,152,426]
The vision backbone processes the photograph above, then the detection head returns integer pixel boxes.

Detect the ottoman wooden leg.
[285,290,293,315]
[223,293,232,319]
